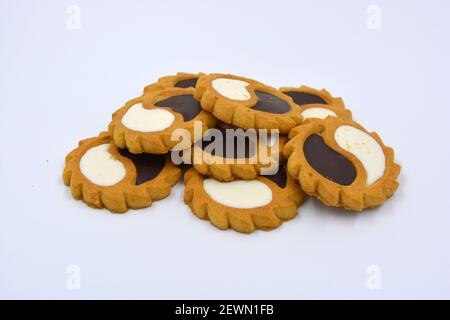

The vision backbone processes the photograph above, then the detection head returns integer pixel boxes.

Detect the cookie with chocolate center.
[194,74,302,134]
[109,87,217,154]
[63,132,181,213]
[143,72,205,94]
[284,117,401,211]
[183,166,304,233]
[190,121,286,181]
[280,85,352,121]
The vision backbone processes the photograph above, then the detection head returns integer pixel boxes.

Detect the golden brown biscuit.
[284,117,400,211]
[63,132,181,213]
[143,72,206,94]
[190,121,287,181]
[183,166,304,233]
[109,87,217,154]
[279,85,352,121]
[194,74,302,134]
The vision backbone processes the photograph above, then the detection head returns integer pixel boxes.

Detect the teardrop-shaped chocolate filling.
[264,164,287,188]
[118,149,166,185]
[284,91,327,106]
[198,125,256,159]
[252,91,291,114]
[174,78,198,88]
[155,94,201,121]
[303,134,356,185]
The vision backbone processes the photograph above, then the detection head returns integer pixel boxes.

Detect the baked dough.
[183,166,304,233]
[109,87,217,154]
[194,74,302,134]
[63,132,181,213]
[284,117,400,211]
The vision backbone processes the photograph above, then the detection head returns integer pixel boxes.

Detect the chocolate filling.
[284,91,327,106]
[252,91,291,114]
[199,123,256,159]
[174,78,198,88]
[118,149,166,185]
[154,94,201,121]
[303,134,356,185]
[264,164,287,188]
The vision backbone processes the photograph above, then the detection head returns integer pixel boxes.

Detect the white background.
[1,0,450,299]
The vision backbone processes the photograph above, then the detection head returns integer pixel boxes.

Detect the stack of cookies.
[63,73,401,233]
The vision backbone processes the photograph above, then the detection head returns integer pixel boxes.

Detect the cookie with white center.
[109,87,217,154]
[191,121,287,181]
[194,74,302,134]
[279,85,352,121]
[63,132,181,213]
[183,166,304,233]
[143,72,205,94]
[284,118,400,211]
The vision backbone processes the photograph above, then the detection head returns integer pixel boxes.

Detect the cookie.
[190,121,287,181]
[279,85,352,121]
[143,72,205,94]
[183,166,304,233]
[194,74,302,133]
[109,87,217,154]
[284,117,400,211]
[63,132,181,213]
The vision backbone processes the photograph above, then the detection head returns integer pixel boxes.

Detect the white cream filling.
[121,103,175,132]
[212,78,251,101]
[79,144,126,186]
[203,179,272,209]
[301,107,337,120]
[334,125,386,186]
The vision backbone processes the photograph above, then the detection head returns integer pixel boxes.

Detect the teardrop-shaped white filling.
[301,107,337,120]
[203,179,272,209]
[334,125,385,186]
[212,78,251,101]
[79,144,126,186]
[121,103,175,132]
